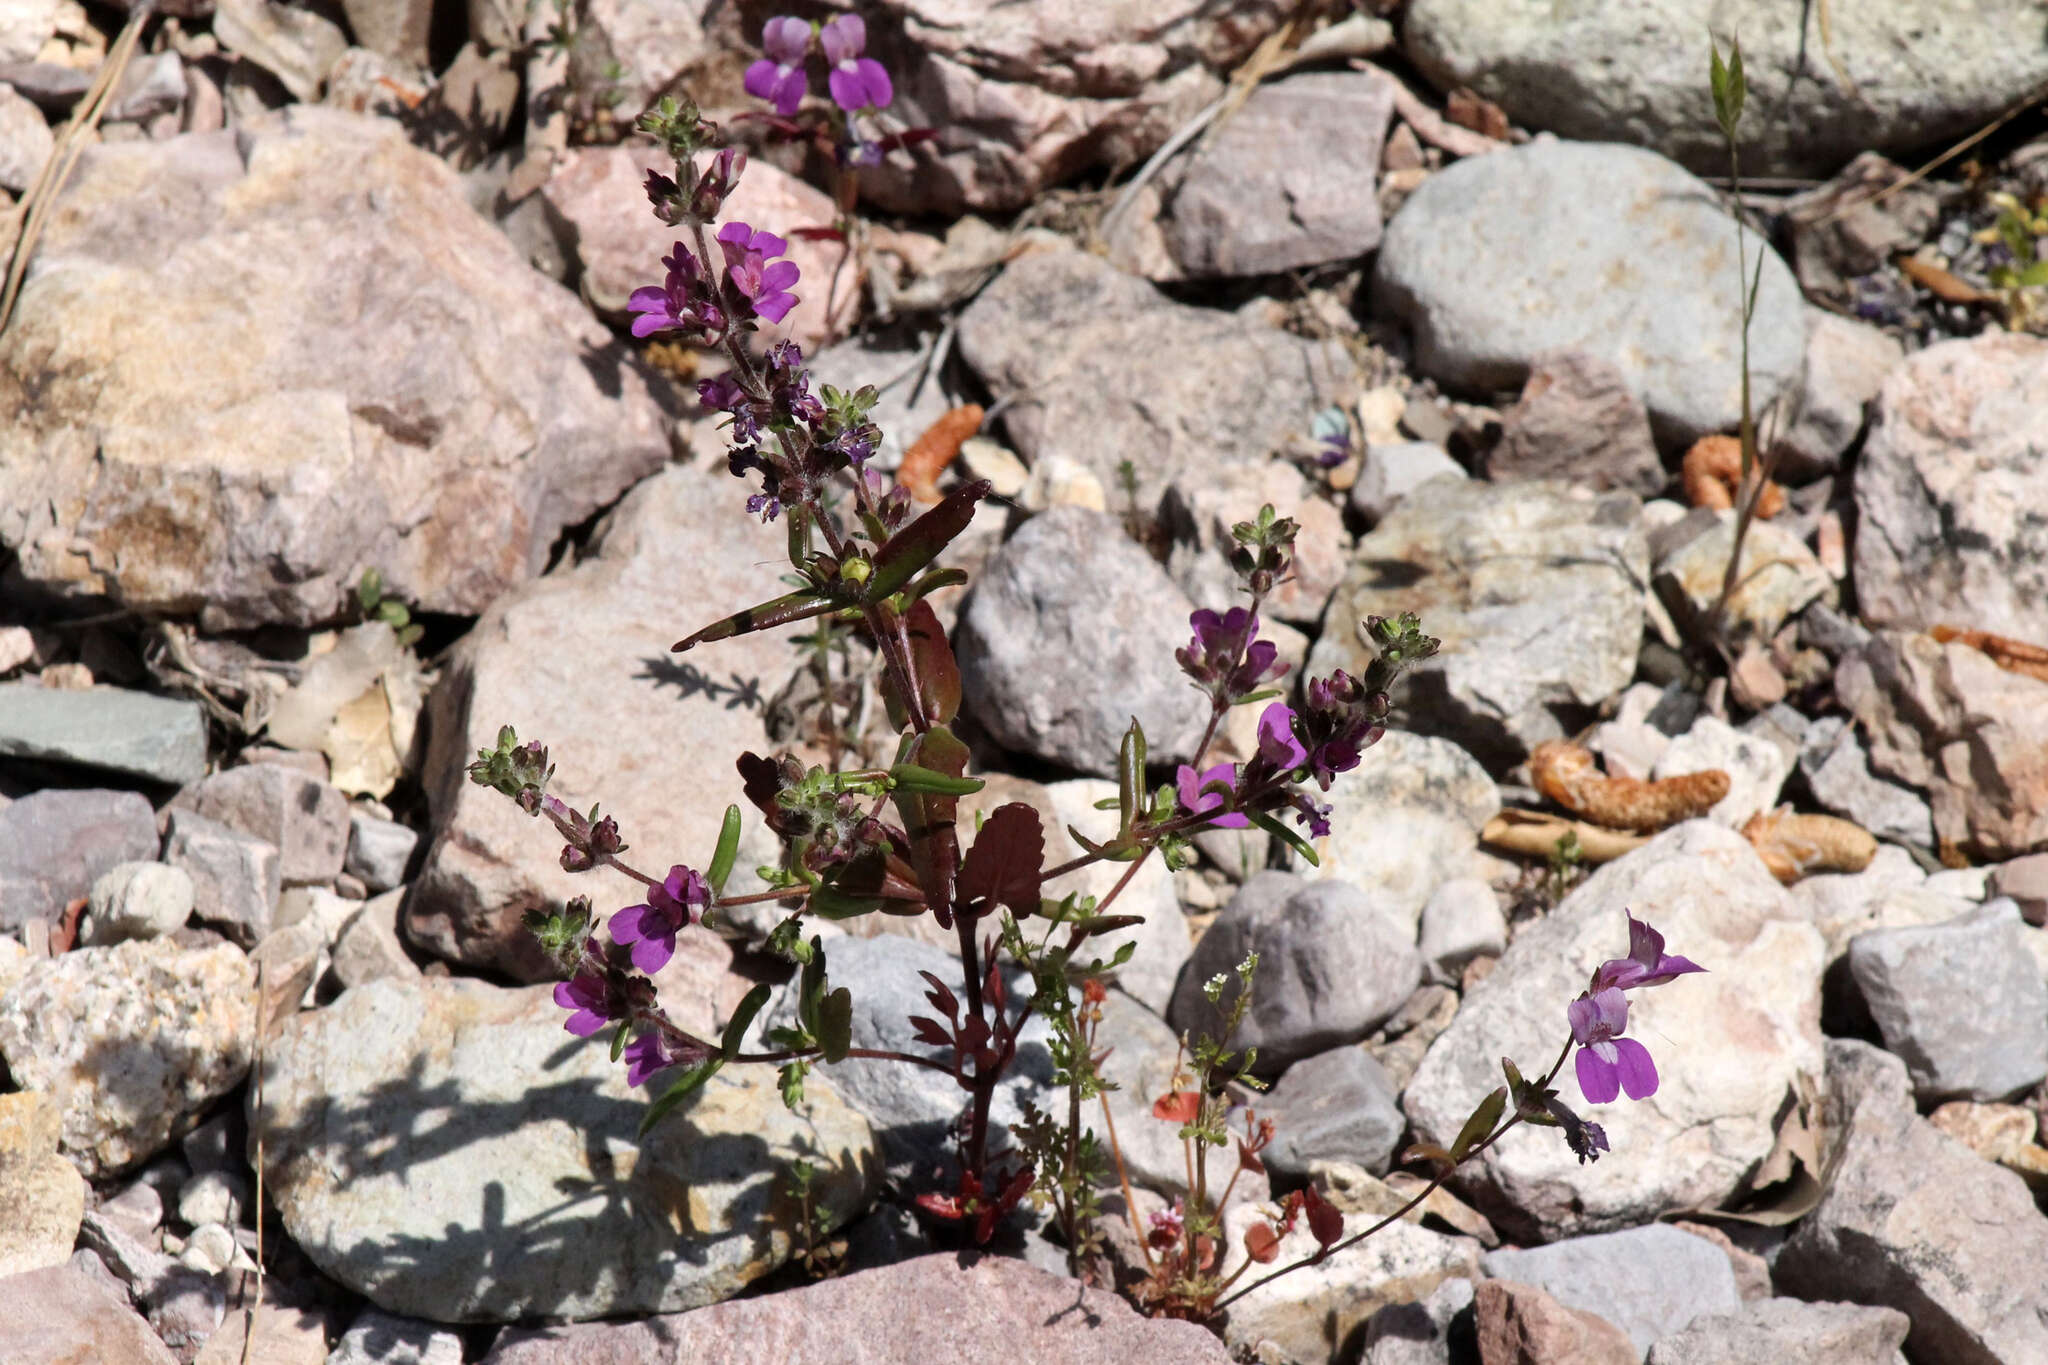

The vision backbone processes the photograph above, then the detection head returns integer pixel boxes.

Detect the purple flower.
[1288,790,1331,839]
[610,864,710,974]
[743,15,811,116]
[1592,914,1707,993]
[626,243,725,339]
[553,966,614,1037]
[1177,607,1286,702]
[1257,702,1308,771]
[1176,762,1248,830]
[623,1030,708,1087]
[717,221,801,324]
[1568,986,1658,1104]
[820,15,892,112]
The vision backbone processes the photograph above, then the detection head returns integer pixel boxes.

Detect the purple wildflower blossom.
[610,864,710,974]
[820,15,892,112]
[743,16,811,116]
[1176,762,1248,830]
[553,966,614,1037]
[1178,607,1286,702]
[1593,914,1707,993]
[1289,790,1332,839]
[1257,702,1309,771]
[717,221,801,324]
[626,243,725,339]
[623,1030,708,1088]
[1568,986,1658,1104]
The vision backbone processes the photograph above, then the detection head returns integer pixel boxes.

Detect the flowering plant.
[463,15,1706,1313]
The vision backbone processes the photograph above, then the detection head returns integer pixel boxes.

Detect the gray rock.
[214,0,347,101]
[163,809,282,950]
[956,250,1356,513]
[759,934,1051,1178]
[0,0,60,64]
[1847,903,2048,1103]
[102,51,185,122]
[1989,852,2048,927]
[0,107,671,632]
[483,1251,1233,1364]
[82,862,196,945]
[1090,988,1197,1199]
[1769,308,1902,481]
[1348,440,1467,527]
[1854,332,2048,641]
[853,1,1297,217]
[0,938,255,1178]
[258,974,877,1322]
[1373,140,1804,448]
[1304,730,1499,936]
[330,889,420,990]
[339,0,430,67]
[1311,479,1646,763]
[1169,872,1420,1078]
[1645,1297,1910,1365]
[344,811,416,893]
[0,1261,177,1365]
[1799,601,1871,659]
[1262,1046,1405,1181]
[1838,630,2048,860]
[177,1221,238,1275]
[408,461,802,982]
[1652,714,1793,828]
[1405,822,1824,1241]
[171,764,349,887]
[1488,349,1666,497]
[1482,1223,1741,1358]
[1363,1276,1475,1365]
[1161,70,1395,278]
[1403,0,2048,179]
[1798,716,1934,849]
[0,788,157,933]
[1653,509,1833,643]
[956,506,1205,774]
[1778,1040,2048,1365]
[327,1307,464,1365]
[1416,877,1506,985]
[0,683,205,785]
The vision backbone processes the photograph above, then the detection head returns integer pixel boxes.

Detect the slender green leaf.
[638,984,772,1135]
[1249,810,1320,867]
[890,763,985,795]
[707,804,742,894]
[1450,1086,1509,1162]
[609,1021,628,1063]
[672,589,835,653]
[806,882,888,920]
[721,983,772,1059]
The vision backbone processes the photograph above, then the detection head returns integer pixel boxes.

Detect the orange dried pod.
[1742,807,1877,883]
[1682,434,1784,518]
[1930,624,2048,685]
[898,403,984,504]
[1529,740,1730,834]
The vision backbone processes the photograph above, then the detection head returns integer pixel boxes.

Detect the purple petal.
[610,903,651,944]
[769,66,806,116]
[743,59,783,104]
[856,59,892,109]
[753,289,798,323]
[752,229,790,259]
[828,65,867,112]
[1612,1037,1659,1100]
[630,933,675,975]
[1575,1046,1621,1105]
[565,1008,607,1038]
[1591,985,1628,1036]
[552,980,581,1011]
[761,15,811,64]
[627,285,672,313]
[760,259,801,292]
[1257,703,1307,769]
[819,13,864,64]
[1566,994,1602,1047]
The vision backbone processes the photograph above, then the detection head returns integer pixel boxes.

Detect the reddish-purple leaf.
[903,599,961,726]
[918,970,958,1018]
[908,1015,952,1048]
[1152,1091,1201,1124]
[957,802,1045,920]
[1303,1183,1343,1250]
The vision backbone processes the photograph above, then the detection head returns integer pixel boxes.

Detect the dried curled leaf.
[1742,806,1877,883]
[1930,624,2048,685]
[1682,434,1784,518]
[1481,809,1648,863]
[1529,740,1729,834]
[899,404,984,504]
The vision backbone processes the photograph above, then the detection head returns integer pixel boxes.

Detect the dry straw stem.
[1529,739,1730,834]
[1930,624,2048,685]
[1481,808,1648,864]
[1741,806,1877,883]
[898,404,984,503]
[1682,434,1784,517]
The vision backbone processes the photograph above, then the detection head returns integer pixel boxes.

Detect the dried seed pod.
[1481,809,1648,863]
[1529,739,1730,833]
[898,404,984,504]
[1741,806,1878,884]
[1682,434,1784,518]
[1930,624,2048,685]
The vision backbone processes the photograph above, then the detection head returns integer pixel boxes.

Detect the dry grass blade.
[898,404,984,504]
[0,2,154,335]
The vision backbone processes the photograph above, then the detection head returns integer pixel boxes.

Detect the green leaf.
[375,599,410,630]
[610,1021,628,1063]
[356,567,383,612]
[806,882,888,920]
[639,985,765,1134]
[1450,1086,1509,1163]
[1249,810,1320,868]
[2018,259,2048,287]
[817,987,853,1063]
[1117,719,1146,842]
[707,804,742,894]
[721,983,773,1059]
[671,589,836,653]
[889,763,985,796]
[1501,1057,1528,1094]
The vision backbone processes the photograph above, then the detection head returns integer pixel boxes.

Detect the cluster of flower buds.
[700,342,889,522]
